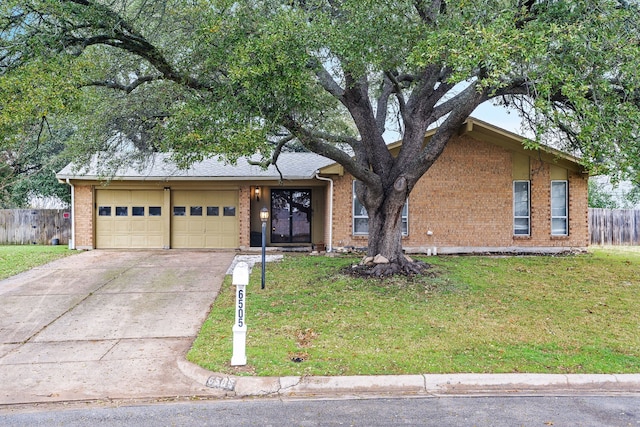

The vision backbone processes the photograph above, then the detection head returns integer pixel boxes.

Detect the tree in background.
[588,178,640,209]
[2,1,639,272]
[588,179,619,209]
[0,135,72,208]
[0,54,77,207]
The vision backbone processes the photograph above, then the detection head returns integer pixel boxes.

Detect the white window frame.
[352,181,408,236]
[353,181,369,235]
[551,180,568,236]
[400,200,409,237]
[513,180,530,236]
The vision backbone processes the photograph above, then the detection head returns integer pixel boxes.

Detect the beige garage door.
[96,190,165,249]
[171,190,238,248]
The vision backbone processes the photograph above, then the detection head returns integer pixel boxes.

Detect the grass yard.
[188,248,640,376]
[0,245,74,281]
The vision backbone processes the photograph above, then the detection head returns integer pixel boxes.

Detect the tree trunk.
[356,176,428,276]
[367,198,404,263]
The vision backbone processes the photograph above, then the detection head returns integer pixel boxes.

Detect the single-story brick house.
[56,118,589,253]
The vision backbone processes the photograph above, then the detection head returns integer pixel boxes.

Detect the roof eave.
[56,174,319,182]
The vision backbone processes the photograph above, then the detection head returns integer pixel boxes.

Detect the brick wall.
[238,185,251,248]
[331,134,589,252]
[568,169,589,245]
[73,184,94,249]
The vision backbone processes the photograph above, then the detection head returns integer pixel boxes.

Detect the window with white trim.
[513,180,530,236]
[352,181,408,236]
[551,180,568,235]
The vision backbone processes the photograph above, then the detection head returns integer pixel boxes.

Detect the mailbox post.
[231,262,249,366]
[260,207,269,289]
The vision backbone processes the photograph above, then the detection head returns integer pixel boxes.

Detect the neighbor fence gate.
[589,208,640,246]
[0,209,71,245]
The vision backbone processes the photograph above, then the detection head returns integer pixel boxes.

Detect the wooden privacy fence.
[0,209,71,245]
[589,208,640,245]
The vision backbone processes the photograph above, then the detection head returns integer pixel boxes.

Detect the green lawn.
[0,245,74,281]
[188,247,640,376]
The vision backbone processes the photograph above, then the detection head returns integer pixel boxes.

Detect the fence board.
[0,209,71,245]
[589,208,640,245]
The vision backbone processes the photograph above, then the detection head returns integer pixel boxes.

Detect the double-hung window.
[353,185,369,235]
[352,181,408,236]
[513,180,530,236]
[551,180,568,235]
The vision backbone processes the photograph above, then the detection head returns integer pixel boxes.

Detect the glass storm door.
[270,189,311,243]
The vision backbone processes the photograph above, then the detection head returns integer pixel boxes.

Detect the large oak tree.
[2,0,639,270]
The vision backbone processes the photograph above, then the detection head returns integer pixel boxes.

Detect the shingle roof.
[57,118,585,182]
[56,152,335,181]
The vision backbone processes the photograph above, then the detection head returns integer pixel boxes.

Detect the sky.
[471,102,525,135]
[381,98,528,143]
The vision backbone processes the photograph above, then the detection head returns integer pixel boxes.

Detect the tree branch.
[515,0,537,29]
[374,76,394,134]
[55,0,212,91]
[413,0,445,24]
[306,131,359,148]
[384,71,407,120]
[310,59,345,101]
[247,135,295,181]
[410,82,488,180]
[283,115,379,187]
[82,75,161,93]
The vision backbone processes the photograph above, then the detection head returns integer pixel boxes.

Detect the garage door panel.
[190,236,205,247]
[130,220,147,233]
[173,234,204,248]
[150,236,164,246]
[171,190,238,248]
[113,235,133,248]
[172,220,188,233]
[146,220,163,234]
[96,222,113,234]
[205,236,222,247]
[205,234,236,248]
[130,235,163,247]
[96,190,164,249]
[204,222,222,233]
[113,220,130,233]
[187,220,204,233]
[130,218,162,233]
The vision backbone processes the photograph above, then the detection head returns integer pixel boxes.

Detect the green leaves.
[2,0,640,198]
[0,57,77,131]
[0,54,83,206]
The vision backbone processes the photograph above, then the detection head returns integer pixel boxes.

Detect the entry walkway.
[0,250,235,404]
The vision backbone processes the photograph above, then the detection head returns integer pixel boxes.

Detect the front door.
[271,189,311,243]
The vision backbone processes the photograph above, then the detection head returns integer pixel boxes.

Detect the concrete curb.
[177,359,640,398]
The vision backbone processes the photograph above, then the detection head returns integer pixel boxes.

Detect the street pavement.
[1,250,639,409]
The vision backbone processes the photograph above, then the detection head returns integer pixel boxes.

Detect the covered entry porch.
[248,183,330,251]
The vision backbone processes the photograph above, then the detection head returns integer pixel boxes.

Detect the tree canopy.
[2,0,639,267]
[0,54,77,206]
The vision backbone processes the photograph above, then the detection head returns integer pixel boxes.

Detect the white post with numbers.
[231,262,249,366]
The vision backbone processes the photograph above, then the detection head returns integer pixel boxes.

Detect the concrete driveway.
[0,250,235,405]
